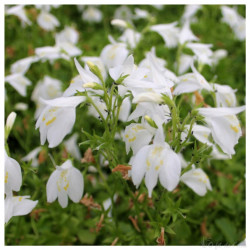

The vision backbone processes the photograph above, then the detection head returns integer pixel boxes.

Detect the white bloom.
[119,96,131,122]
[213,83,237,107]
[131,128,181,197]
[186,43,213,65]
[21,147,42,167]
[32,76,63,118]
[5,73,31,96]
[5,194,38,224]
[82,6,102,22]
[178,54,194,75]
[233,17,245,41]
[198,106,245,155]
[174,64,212,95]
[14,102,28,111]
[6,112,17,134]
[10,56,38,74]
[181,5,201,23]
[63,133,81,161]
[35,46,69,62]
[46,160,84,208]
[56,40,82,57]
[81,56,107,80]
[100,42,129,69]
[123,122,155,154]
[114,6,133,21]
[181,167,212,196]
[179,21,199,45]
[63,75,86,97]
[133,92,163,104]
[56,26,79,45]
[221,6,239,28]
[211,49,228,66]
[151,22,180,48]
[6,5,31,26]
[37,11,60,31]
[111,19,128,28]
[133,8,149,19]
[119,29,141,49]
[35,96,85,148]
[5,150,22,195]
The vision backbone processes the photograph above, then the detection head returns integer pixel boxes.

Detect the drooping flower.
[119,29,141,49]
[180,166,212,196]
[35,96,85,148]
[82,6,102,23]
[21,147,42,167]
[10,56,38,75]
[5,73,31,97]
[37,11,60,31]
[63,133,82,161]
[179,21,199,45]
[46,160,84,208]
[6,5,31,26]
[181,5,201,23]
[5,112,17,136]
[5,150,22,196]
[151,22,180,48]
[5,194,38,224]
[198,106,245,156]
[123,121,156,154]
[131,128,181,197]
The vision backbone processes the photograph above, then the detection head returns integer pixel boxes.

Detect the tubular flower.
[46,160,84,208]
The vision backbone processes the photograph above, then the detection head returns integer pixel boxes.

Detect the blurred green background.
[5,5,245,245]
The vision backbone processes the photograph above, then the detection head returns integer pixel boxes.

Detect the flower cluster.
[5,5,245,230]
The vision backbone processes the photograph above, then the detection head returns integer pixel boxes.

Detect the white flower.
[10,56,38,74]
[14,102,28,111]
[151,22,180,48]
[213,83,237,107]
[82,6,102,23]
[123,122,156,154]
[186,43,213,65]
[63,133,81,161]
[46,160,84,208]
[221,6,239,28]
[131,128,181,197]
[56,26,79,45]
[233,17,245,41]
[35,46,69,62]
[198,106,245,156]
[5,73,31,97]
[5,194,38,224]
[100,42,129,69]
[21,147,42,167]
[181,5,201,23]
[35,96,85,148]
[119,96,131,122]
[81,56,107,80]
[6,5,31,26]
[180,167,212,196]
[177,54,194,75]
[5,150,22,195]
[119,29,141,49]
[114,6,133,21]
[32,76,63,118]
[179,21,199,45]
[111,19,128,28]
[133,8,149,19]
[211,49,228,66]
[174,64,212,95]
[132,92,164,104]
[37,11,60,31]
[6,112,17,134]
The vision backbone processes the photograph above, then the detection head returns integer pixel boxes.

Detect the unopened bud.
[111,19,128,28]
[5,112,17,140]
[83,82,103,90]
[144,115,158,128]
[86,61,104,83]
[133,92,163,104]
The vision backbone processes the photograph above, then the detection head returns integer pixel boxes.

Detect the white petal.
[159,149,181,191]
[198,106,245,117]
[46,170,60,203]
[12,197,38,217]
[67,168,84,203]
[58,189,68,208]
[131,145,151,188]
[40,96,85,108]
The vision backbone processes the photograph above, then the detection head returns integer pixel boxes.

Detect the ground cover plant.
[5,4,245,246]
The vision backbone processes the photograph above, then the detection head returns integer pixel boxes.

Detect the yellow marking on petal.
[57,181,61,192]
[19,197,23,202]
[203,133,208,138]
[152,146,163,156]
[182,78,188,82]
[193,172,201,176]
[146,159,150,167]
[49,108,57,113]
[225,99,232,106]
[125,134,129,138]
[70,79,75,84]
[42,115,45,121]
[160,160,163,165]
[64,182,69,191]
[144,75,148,78]
[5,171,8,183]
[230,125,239,133]
[155,165,160,171]
[129,136,136,142]
[46,117,56,126]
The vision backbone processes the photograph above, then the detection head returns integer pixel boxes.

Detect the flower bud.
[83,82,103,90]
[111,19,128,28]
[5,112,17,140]
[144,115,158,128]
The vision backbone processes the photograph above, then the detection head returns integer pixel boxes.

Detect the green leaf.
[166,227,176,235]
[215,217,238,245]
[77,229,97,245]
